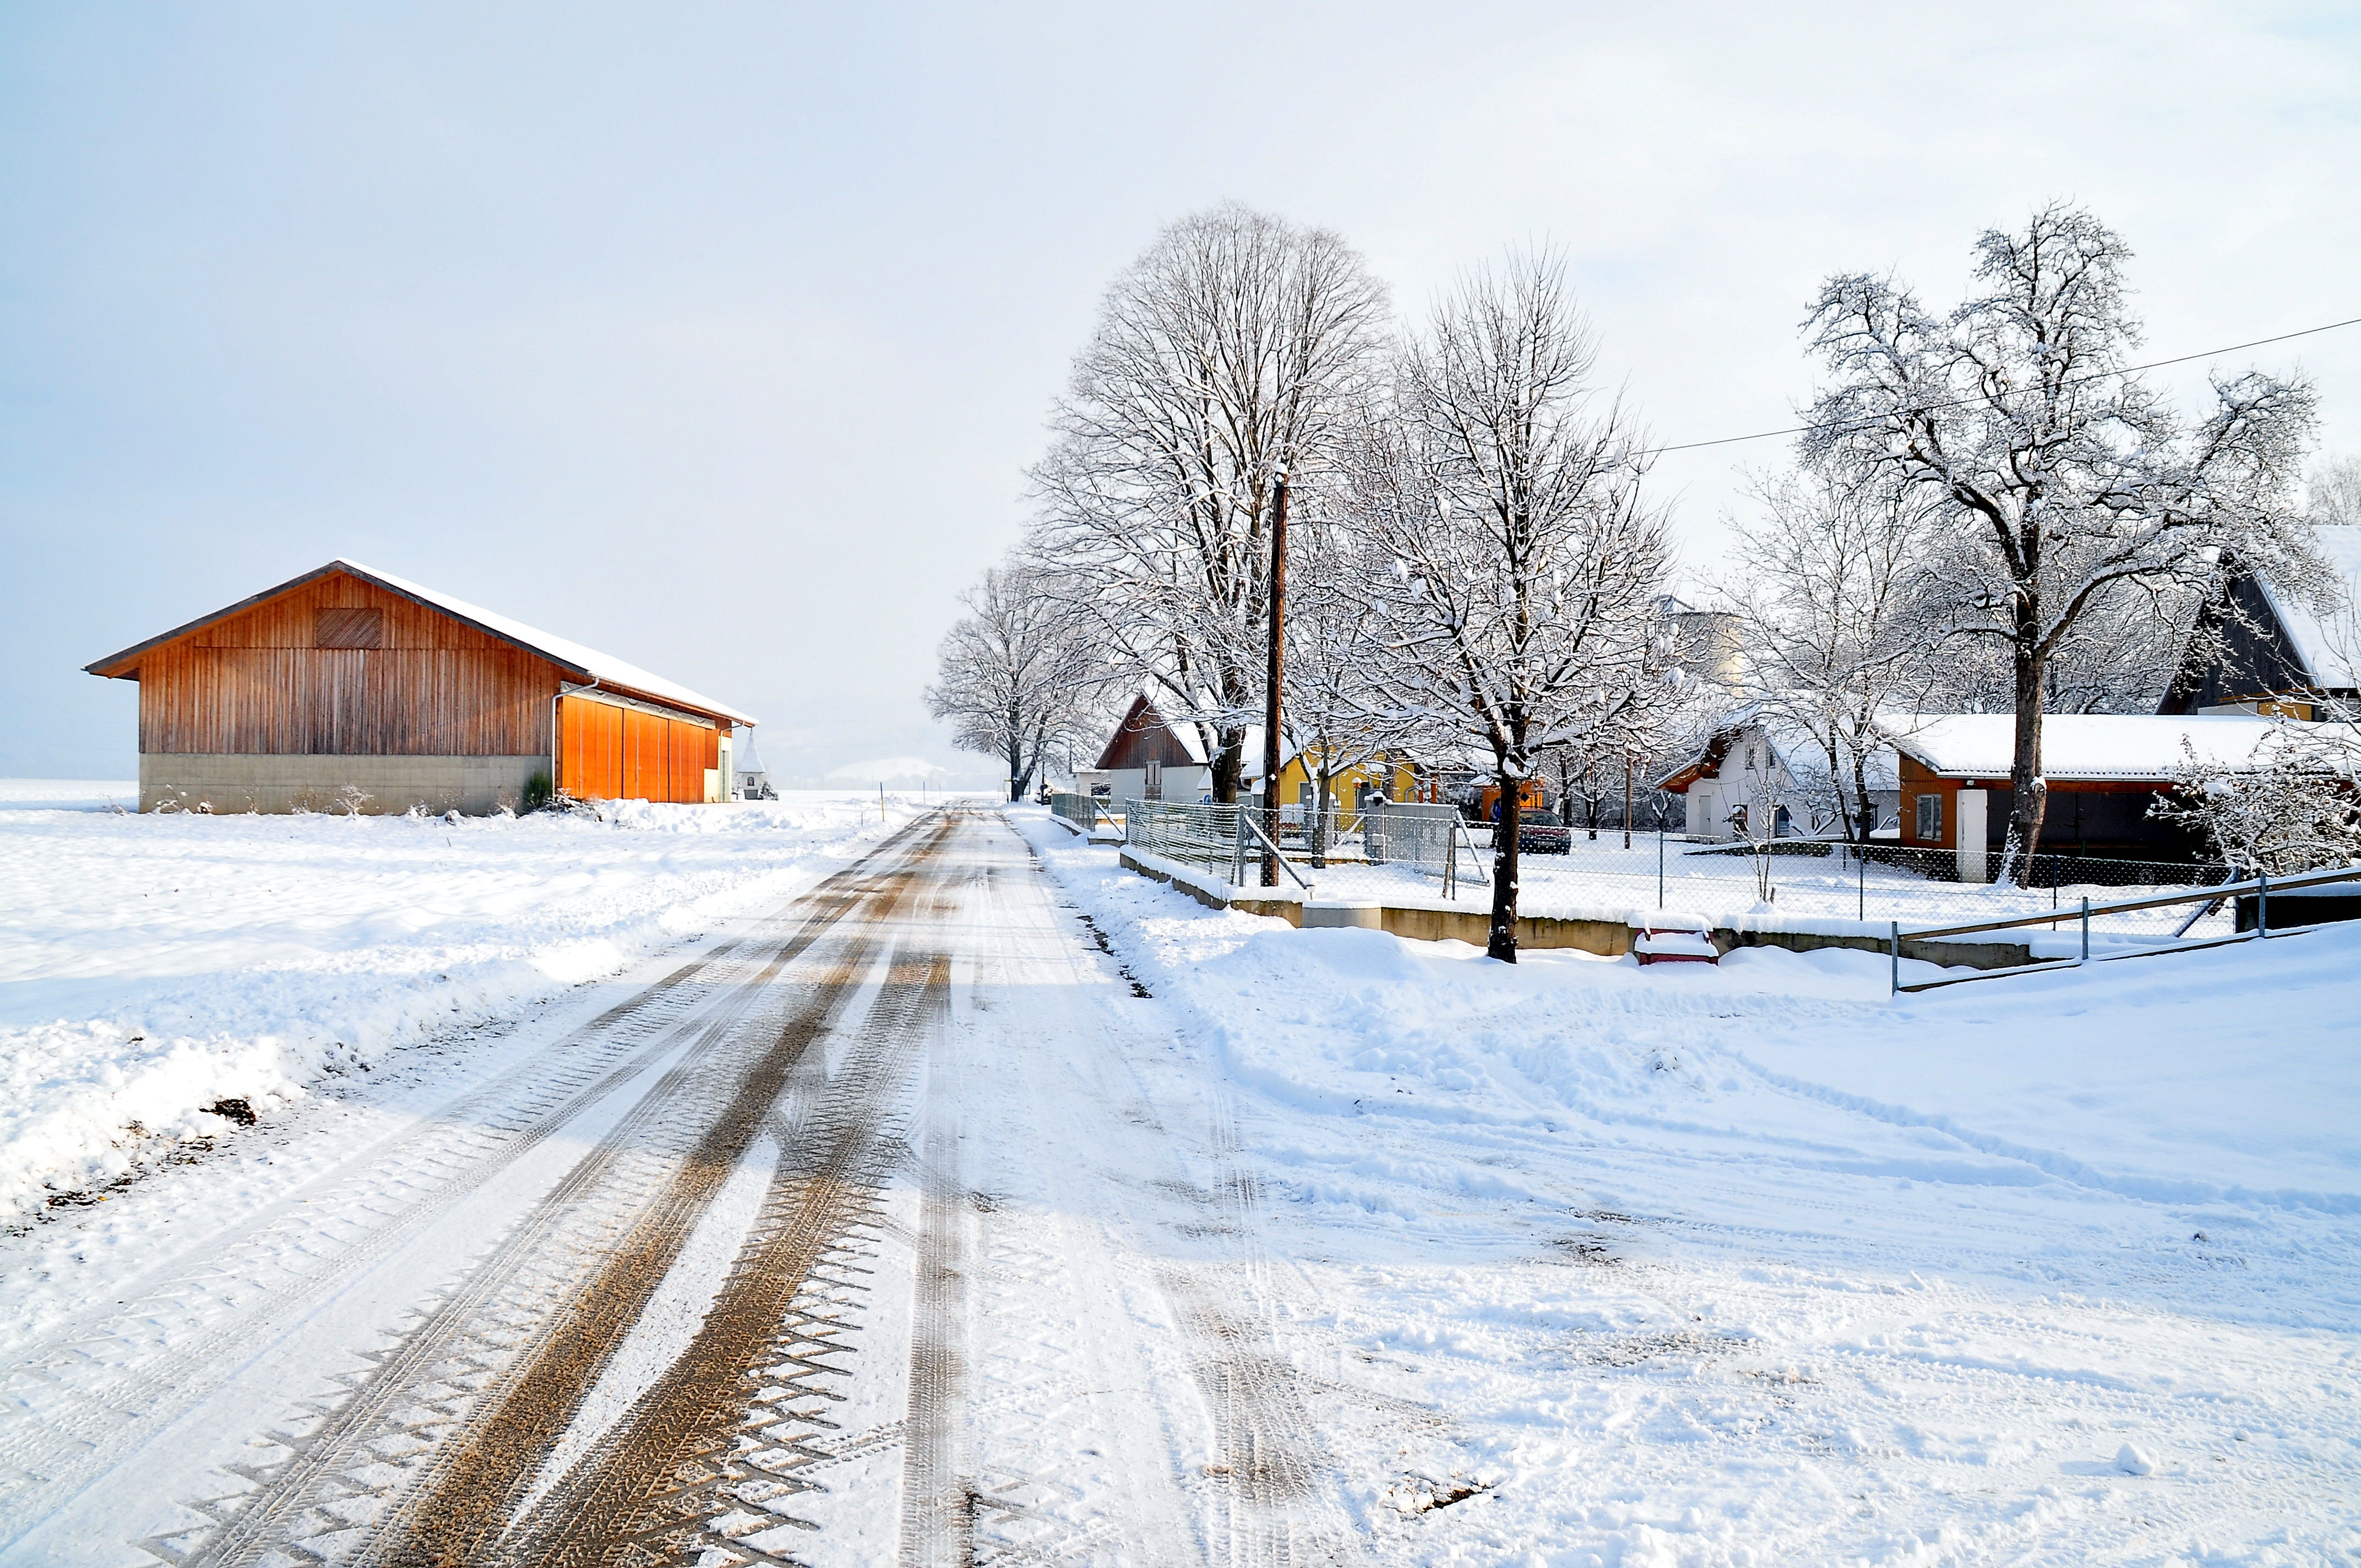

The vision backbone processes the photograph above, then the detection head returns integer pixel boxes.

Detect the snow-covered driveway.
[0,805,2353,1565]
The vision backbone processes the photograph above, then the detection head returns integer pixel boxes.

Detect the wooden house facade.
[85,560,756,815]
[1888,714,2291,875]
[1075,694,1217,804]
[2159,531,2361,718]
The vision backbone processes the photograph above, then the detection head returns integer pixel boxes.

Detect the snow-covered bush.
[2152,723,2361,875]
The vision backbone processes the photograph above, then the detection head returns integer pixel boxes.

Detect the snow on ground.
[1017,807,2361,1564]
[1225,830,2243,944]
[0,782,943,1220]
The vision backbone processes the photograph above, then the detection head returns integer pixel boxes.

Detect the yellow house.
[1247,744,1421,815]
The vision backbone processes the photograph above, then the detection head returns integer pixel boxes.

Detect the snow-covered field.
[0,781,937,1220]
[1020,807,2361,1563]
[3,791,2353,1561]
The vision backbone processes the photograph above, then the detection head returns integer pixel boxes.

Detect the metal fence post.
[1889,920,1899,995]
[2080,896,2090,965]
[1857,844,1864,923]
[2257,871,2269,938]
[1658,826,1666,910]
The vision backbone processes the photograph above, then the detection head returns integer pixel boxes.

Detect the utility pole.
[1261,469,1290,888]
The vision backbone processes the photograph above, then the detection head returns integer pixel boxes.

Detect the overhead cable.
[1639,314,2361,459]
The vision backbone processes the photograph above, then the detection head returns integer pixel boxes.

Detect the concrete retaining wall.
[1119,849,2034,971]
[140,753,548,816]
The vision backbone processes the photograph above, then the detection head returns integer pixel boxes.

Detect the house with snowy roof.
[1655,709,1900,843]
[1885,712,2355,878]
[1075,694,1219,805]
[85,559,757,815]
[2161,530,2361,718]
[1076,695,1418,815]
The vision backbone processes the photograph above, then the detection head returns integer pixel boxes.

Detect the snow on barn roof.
[1886,713,2343,781]
[2260,527,2361,690]
[85,559,758,726]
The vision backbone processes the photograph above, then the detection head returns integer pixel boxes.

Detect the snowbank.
[1015,806,2361,1560]
[1031,809,2361,1213]
[0,784,931,1219]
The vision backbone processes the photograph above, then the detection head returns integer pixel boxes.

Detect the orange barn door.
[558,695,718,803]
[558,695,627,801]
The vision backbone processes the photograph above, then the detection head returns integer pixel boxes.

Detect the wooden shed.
[85,559,757,815]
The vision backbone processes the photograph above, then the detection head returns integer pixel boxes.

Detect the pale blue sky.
[4,3,2356,781]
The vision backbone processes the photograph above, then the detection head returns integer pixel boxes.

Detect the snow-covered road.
[0,805,2353,1565]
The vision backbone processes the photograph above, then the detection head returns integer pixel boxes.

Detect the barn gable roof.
[84,559,757,727]
[1092,694,1211,771]
[2258,529,2361,691]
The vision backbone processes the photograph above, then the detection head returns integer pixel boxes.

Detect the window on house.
[315,608,384,649]
[1915,793,1942,842]
[1144,760,1163,800]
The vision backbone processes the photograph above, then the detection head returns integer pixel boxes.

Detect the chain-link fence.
[1049,792,1114,833]
[1117,796,2358,946]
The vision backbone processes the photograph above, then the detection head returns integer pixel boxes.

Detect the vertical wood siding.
[135,574,559,756]
[556,694,720,803]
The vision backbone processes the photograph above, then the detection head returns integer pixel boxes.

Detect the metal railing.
[1886,862,2361,993]
[1122,799,1247,880]
[1123,798,1487,900]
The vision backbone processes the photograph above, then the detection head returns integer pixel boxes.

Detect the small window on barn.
[1914,793,1942,842]
[315,608,385,649]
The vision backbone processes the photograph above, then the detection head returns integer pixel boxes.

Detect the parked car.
[1514,809,1572,855]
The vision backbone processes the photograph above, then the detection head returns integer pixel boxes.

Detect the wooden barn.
[85,559,757,815]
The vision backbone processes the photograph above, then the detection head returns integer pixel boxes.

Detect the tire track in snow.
[498,945,953,1565]
[160,815,958,1568]
[0,820,937,1555]
[897,972,971,1568]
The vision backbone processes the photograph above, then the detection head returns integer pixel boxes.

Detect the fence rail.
[1122,798,1490,900]
[1098,798,2361,989]
[1888,862,2361,993]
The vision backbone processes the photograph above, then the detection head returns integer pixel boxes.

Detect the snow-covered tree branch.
[2151,722,2361,876]
[1026,204,1389,802]
[1802,203,2321,878]
[925,563,1108,802]
[1718,467,1935,842]
[1348,252,1675,961]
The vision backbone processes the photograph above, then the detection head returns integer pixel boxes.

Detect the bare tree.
[1352,253,1676,961]
[2311,453,2361,527]
[1804,203,2320,877]
[1720,467,1935,842]
[926,563,1105,802]
[1028,204,1390,802]
[1274,518,1401,864]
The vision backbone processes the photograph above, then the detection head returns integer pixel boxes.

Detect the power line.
[1640,313,2361,459]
